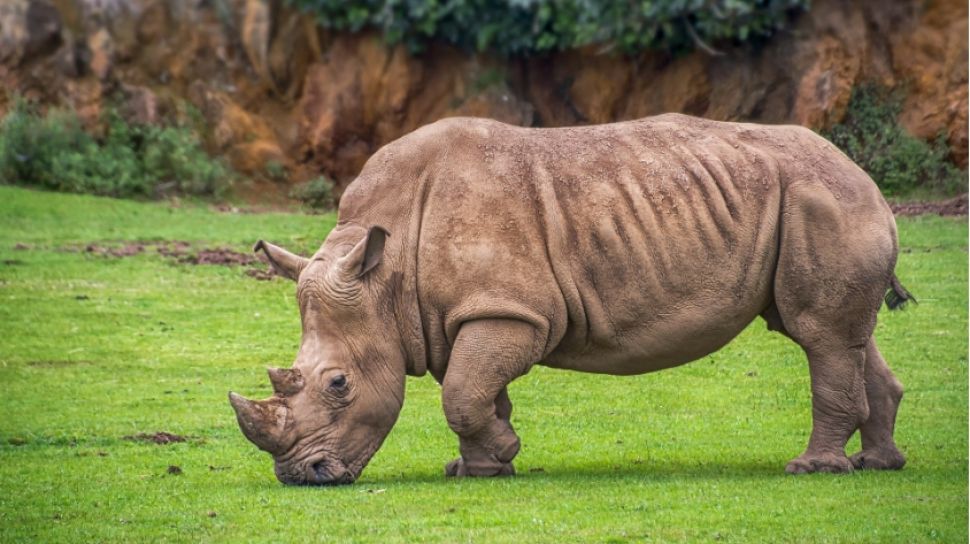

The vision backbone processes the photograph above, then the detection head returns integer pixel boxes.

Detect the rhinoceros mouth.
[274,436,381,486]
[273,452,354,486]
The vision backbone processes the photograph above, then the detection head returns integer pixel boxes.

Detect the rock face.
[1,0,966,192]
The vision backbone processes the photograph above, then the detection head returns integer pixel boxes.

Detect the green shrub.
[825,85,966,196]
[264,160,288,183]
[0,98,231,198]
[288,0,808,56]
[289,176,336,211]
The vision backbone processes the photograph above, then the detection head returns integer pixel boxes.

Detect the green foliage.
[263,160,287,183]
[0,186,967,542]
[288,0,809,56]
[825,85,966,196]
[0,98,231,199]
[289,176,336,211]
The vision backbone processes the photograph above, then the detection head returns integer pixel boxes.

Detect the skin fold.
[230,114,909,484]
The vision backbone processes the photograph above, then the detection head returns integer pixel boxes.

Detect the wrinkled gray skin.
[230,114,911,485]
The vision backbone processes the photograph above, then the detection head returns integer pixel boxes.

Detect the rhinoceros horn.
[253,240,309,281]
[267,367,304,396]
[228,392,292,454]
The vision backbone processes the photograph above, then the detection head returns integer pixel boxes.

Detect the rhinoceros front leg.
[441,319,540,477]
[444,387,516,477]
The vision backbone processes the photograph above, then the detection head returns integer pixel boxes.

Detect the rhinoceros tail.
[885,274,916,310]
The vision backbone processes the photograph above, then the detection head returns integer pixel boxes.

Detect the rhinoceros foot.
[785,453,853,475]
[444,456,515,477]
[849,447,906,470]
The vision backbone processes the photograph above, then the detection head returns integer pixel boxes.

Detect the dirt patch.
[13,243,32,250]
[167,465,183,475]
[154,241,192,259]
[891,194,968,216]
[1,259,24,265]
[155,241,268,270]
[64,240,277,279]
[182,248,259,266]
[85,243,145,257]
[123,432,187,445]
[245,267,278,281]
[212,203,242,214]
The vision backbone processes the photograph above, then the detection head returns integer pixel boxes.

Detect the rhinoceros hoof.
[849,448,906,470]
[785,453,853,475]
[444,457,515,477]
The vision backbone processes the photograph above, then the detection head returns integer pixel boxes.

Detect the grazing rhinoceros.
[230,114,912,485]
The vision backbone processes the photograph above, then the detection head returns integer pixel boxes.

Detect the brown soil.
[155,241,265,267]
[85,243,145,257]
[245,267,278,281]
[182,248,259,266]
[890,194,968,216]
[61,240,278,279]
[155,241,193,258]
[124,432,187,445]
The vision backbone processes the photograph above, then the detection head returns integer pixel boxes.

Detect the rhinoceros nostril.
[311,461,339,485]
[308,460,353,486]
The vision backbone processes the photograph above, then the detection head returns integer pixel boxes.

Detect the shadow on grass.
[363,458,787,487]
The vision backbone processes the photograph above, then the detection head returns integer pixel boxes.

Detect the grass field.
[0,186,966,542]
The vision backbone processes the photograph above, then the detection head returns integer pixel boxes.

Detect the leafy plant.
[264,160,288,183]
[825,85,966,196]
[287,0,808,56]
[0,98,231,199]
[289,176,336,211]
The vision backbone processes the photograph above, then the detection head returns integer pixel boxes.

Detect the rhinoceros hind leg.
[772,184,896,474]
[441,319,541,478]
[782,342,867,475]
[764,299,871,472]
[849,337,906,470]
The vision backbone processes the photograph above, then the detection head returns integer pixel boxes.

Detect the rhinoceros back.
[339,115,873,376]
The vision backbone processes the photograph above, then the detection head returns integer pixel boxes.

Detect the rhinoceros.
[229,114,913,485]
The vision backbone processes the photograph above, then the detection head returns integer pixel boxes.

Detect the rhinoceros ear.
[267,367,304,396]
[228,392,292,455]
[253,240,309,281]
[337,226,389,280]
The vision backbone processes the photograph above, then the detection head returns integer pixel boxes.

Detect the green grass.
[0,186,966,542]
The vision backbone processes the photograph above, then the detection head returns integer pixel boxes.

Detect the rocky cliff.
[1,0,966,195]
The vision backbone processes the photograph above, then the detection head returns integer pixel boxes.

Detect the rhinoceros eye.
[329,374,347,390]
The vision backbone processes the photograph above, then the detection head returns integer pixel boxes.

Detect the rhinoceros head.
[229,226,406,485]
